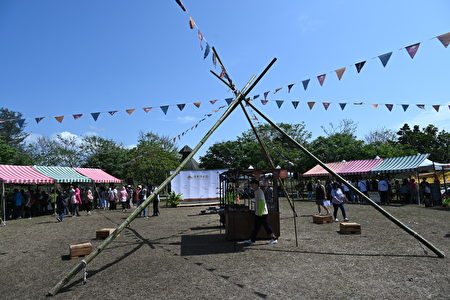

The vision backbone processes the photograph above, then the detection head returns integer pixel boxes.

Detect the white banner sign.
[170,170,227,201]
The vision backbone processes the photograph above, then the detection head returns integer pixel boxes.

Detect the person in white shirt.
[331,182,349,222]
[358,179,369,204]
[378,178,390,205]
[244,179,278,245]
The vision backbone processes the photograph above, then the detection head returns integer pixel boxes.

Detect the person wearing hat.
[138,187,148,218]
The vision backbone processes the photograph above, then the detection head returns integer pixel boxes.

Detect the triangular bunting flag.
[35,117,45,124]
[17,119,26,128]
[219,66,226,78]
[287,84,295,93]
[401,104,409,112]
[218,105,226,109]
[225,98,233,105]
[385,104,394,111]
[175,0,186,12]
[416,104,425,110]
[353,102,363,105]
[73,114,83,120]
[317,74,326,86]
[172,137,176,143]
[212,52,217,68]
[204,43,210,59]
[108,110,118,115]
[213,109,219,112]
[322,102,331,110]
[437,32,450,48]
[91,112,101,121]
[378,52,392,67]
[355,61,366,73]
[253,94,260,99]
[405,43,420,59]
[339,103,347,111]
[198,30,204,50]
[209,99,217,104]
[335,68,346,80]
[372,104,379,109]
[55,116,64,123]
[189,17,195,29]
[261,99,268,105]
[276,100,284,108]
[126,109,135,115]
[302,79,310,90]
[274,88,282,94]
[432,105,440,112]
[193,102,201,108]
[307,102,315,110]
[252,116,258,121]
[160,105,169,115]
[291,101,299,109]
[263,91,270,100]
[143,107,152,113]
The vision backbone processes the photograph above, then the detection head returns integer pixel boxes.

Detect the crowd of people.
[4,184,161,222]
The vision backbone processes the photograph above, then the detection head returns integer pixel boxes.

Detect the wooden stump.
[69,242,92,259]
[96,228,116,239]
[339,222,361,234]
[312,215,333,224]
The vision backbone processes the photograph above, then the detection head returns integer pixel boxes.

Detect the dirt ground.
[0,200,449,299]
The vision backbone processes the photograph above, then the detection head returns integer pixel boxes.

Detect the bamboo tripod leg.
[48,58,277,296]
[246,100,445,258]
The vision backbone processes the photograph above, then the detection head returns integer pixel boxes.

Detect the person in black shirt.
[315,180,330,215]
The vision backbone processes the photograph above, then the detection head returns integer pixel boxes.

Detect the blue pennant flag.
[160,106,169,115]
[302,79,310,91]
[177,104,185,111]
[91,112,100,121]
[378,52,392,68]
[17,119,25,128]
[287,84,295,93]
[253,95,260,99]
[355,61,366,73]
[291,101,299,109]
[225,98,233,105]
[339,103,347,111]
[204,43,210,59]
[276,100,284,108]
[401,104,409,112]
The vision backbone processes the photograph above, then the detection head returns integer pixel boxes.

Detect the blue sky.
[1,0,449,160]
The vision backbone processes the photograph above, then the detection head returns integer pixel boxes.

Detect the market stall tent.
[74,168,122,183]
[370,153,429,174]
[302,161,347,177]
[32,166,92,183]
[338,159,384,175]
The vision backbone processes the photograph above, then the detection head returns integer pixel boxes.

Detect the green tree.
[309,133,366,163]
[0,108,29,149]
[0,139,32,165]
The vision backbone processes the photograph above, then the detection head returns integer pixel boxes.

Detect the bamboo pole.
[48,58,277,296]
[1,180,5,226]
[246,100,445,258]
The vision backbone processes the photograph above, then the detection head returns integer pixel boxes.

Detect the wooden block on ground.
[96,228,116,239]
[340,222,361,234]
[312,215,333,224]
[69,242,92,259]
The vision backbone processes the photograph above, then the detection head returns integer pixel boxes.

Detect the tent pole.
[416,171,421,206]
[246,100,445,258]
[1,180,5,226]
[48,58,277,296]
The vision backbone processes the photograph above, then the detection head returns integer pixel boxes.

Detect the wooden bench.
[69,242,92,259]
[312,214,333,224]
[339,222,361,234]
[96,228,116,239]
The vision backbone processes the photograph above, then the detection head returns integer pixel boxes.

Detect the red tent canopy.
[74,168,122,183]
[0,165,55,184]
[303,161,348,177]
[338,159,384,175]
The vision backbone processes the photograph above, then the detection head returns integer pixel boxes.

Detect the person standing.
[24,189,32,219]
[56,190,68,222]
[409,178,418,204]
[13,189,24,219]
[85,189,94,215]
[331,182,349,222]
[119,186,128,212]
[378,177,389,205]
[244,179,278,245]
[314,180,330,215]
[358,179,369,204]
[152,186,160,216]
[306,181,313,201]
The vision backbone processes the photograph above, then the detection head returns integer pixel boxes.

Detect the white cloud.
[24,132,43,144]
[393,102,450,131]
[125,144,136,149]
[177,116,197,123]
[83,131,99,137]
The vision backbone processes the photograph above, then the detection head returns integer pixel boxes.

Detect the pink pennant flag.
[273,88,282,94]
[335,68,346,80]
[198,30,204,50]
[385,104,394,111]
[55,116,64,123]
[143,107,152,113]
[263,91,270,100]
[261,99,269,105]
[219,67,226,78]
[108,110,118,115]
[317,74,326,86]
[432,105,440,112]
[437,32,450,48]
[209,99,217,104]
[371,104,379,109]
[193,102,201,108]
[189,17,195,29]
[218,105,226,109]
[73,114,83,120]
[416,104,425,110]
[405,43,420,59]
[307,102,315,110]
[212,52,217,68]
[126,109,135,115]
[322,102,330,110]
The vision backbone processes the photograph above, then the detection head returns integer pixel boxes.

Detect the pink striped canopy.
[0,165,55,184]
[339,159,384,175]
[74,168,122,183]
[303,161,348,177]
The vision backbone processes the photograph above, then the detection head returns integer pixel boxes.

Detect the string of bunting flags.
[1,97,448,129]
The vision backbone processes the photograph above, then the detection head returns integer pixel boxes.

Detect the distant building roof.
[179,145,202,170]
